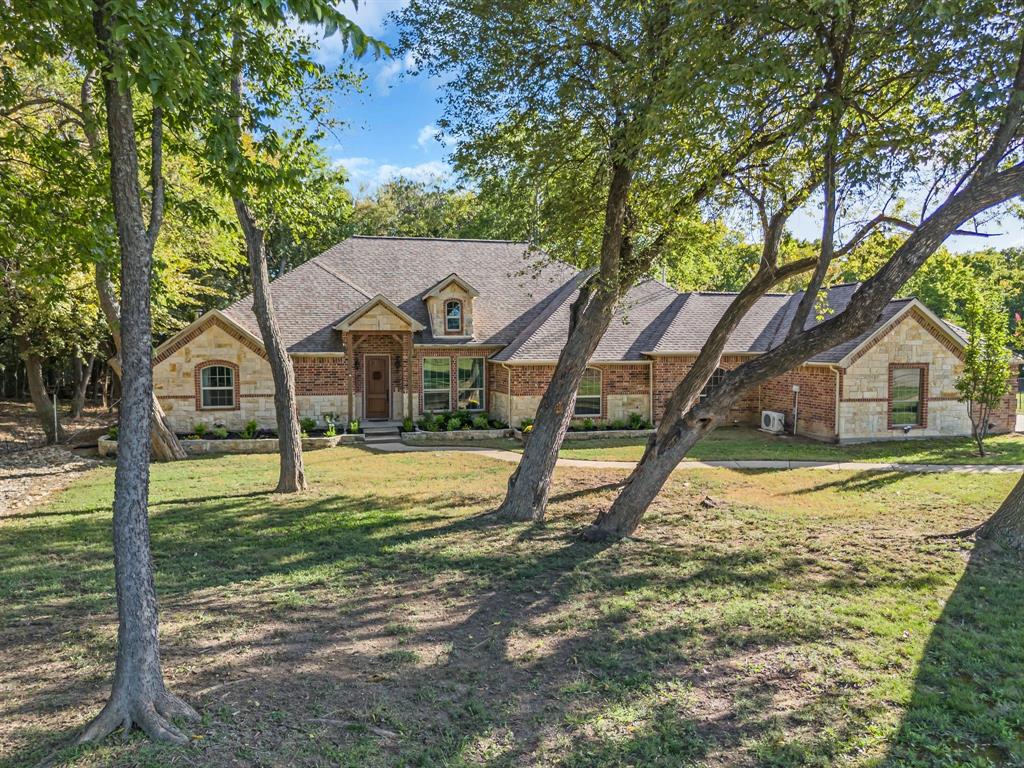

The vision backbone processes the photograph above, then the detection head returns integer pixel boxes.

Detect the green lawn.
[1,449,1022,767]
[476,427,1024,465]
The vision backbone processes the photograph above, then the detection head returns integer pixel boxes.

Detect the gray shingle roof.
[223,236,577,353]
[220,237,963,364]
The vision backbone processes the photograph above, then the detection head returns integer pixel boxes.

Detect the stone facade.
[837,309,1016,442]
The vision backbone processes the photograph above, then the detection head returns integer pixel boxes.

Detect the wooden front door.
[365,355,390,419]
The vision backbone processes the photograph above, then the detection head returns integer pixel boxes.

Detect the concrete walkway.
[364,440,1024,474]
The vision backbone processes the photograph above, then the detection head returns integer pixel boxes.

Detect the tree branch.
[146,106,164,249]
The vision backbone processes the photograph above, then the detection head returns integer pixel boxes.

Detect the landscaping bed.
[403,428,512,443]
[97,433,362,457]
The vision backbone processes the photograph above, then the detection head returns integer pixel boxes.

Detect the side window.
[574,368,601,416]
[891,367,923,426]
[200,364,235,408]
[457,357,485,410]
[698,368,726,402]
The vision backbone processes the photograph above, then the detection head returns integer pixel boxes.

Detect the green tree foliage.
[956,283,1014,456]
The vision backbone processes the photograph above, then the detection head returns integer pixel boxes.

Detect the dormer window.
[445,300,463,335]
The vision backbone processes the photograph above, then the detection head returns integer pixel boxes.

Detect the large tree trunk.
[495,163,633,522]
[95,264,185,461]
[16,337,64,444]
[233,198,306,493]
[587,161,1024,540]
[70,353,95,418]
[78,7,196,745]
[977,474,1024,549]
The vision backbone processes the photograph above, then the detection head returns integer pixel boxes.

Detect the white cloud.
[333,156,453,190]
[374,50,419,94]
[416,123,440,149]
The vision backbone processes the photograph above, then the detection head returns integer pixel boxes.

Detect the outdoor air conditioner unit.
[761,410,786,435]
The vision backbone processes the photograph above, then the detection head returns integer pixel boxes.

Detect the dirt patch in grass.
[1,449,1021,767]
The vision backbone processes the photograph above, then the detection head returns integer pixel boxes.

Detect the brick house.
[151,236,1018,442]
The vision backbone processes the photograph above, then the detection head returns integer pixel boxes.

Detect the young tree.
[586,12,1024,540]
[956,284,1013,456]
[200,15,376,493]
[401,0,831,522]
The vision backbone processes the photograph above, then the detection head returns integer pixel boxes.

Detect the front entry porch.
[341,330,416,424]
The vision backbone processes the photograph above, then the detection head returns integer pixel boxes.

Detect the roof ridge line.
[349,234,531,244]
[312,260,373,299]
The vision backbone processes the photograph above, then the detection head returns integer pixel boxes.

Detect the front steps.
[362,423,402,447]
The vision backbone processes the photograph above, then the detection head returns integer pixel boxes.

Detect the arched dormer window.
[698,368,727,402]
[574,367,602,416]
[445,299,463,334]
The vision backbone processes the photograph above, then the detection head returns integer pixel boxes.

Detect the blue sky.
[314,2,1023,253]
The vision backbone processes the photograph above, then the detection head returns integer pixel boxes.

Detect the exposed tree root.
[77,690,198,746]
[925,523,983,541]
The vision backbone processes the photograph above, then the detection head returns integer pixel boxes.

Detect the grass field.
[475,427,1024,465]
[1,448,1022,767]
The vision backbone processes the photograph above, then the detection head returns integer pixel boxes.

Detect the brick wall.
[412,346,504,415]
[505,362,651,425]
[759,365,838,440]
[651,355,760,426]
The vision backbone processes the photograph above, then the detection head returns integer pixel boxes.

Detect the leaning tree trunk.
[95,264,185,460]
[233,199,306,493]
[977,474,1024,549]
[16,338,64,444]
[495,163,632,522]
[78,7,196,745]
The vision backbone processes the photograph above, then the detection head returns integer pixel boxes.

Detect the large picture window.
[890,366,924,426]
[445,300,463,334]
[457,357,485,411]
[200,364,235,408]
[574,368,601,416]
[422,357,451,411]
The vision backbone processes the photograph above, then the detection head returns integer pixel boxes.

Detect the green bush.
[106,425,118,440]
[472,415,490,429]
[324,422,337,438]
[489,418,508,429]
[520,417,534,431]
[211,426,229,439]
[241,419,259,439]
[300,416,317,433]
[608,418,627,430]
[192,422,208,438]
[446,416,463,431]
[628,412,653,430]
[402,417,414,432]
[348,419,361,434]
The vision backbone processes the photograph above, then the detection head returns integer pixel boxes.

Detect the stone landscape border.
[97,433,362,457]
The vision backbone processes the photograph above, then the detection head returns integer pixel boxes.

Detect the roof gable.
[421,273,480,299]
[335,294,426,332]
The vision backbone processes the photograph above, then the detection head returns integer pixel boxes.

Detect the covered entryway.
[364,355,390,420]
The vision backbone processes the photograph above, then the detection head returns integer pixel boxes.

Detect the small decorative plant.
[241,419,259,439]
[402,417,414,432]
[211,426,228,439]
[446,415,463,431]
[324,422,337,438]
[348,419,361,434]
[628,412,652,430]
[300,416,317,433]
[106,425,118,440]
[472,414,489,430]
[519,417,534,431]
[523,423,534,434]
[192,422,208,438]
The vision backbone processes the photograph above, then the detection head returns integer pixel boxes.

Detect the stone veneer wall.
[153,319,278,432]
[837,309,1016,441]
[504,362,651,428]
[488,362,511,424]
[759,365,839,441]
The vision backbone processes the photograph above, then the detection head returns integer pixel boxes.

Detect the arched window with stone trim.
[444,299,463,334]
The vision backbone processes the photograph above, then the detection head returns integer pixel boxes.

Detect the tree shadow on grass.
[884,540,1024,766]
[790,469,917,494]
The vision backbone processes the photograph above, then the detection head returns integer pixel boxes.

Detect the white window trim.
[199,364,235,410]
[457,357,486,411]
[422,357,452,412]
[574,367,602,417]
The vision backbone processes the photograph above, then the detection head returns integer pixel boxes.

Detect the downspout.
[792,384,799,437]
[832,365,842,441]
[648,359,654,425]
